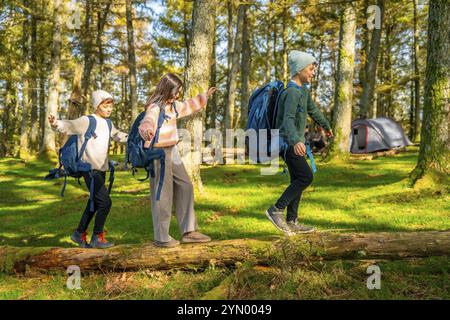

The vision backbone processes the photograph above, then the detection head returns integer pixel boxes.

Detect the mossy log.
[1,231,449,274]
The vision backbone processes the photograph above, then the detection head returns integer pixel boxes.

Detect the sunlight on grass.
[0,147,449,247]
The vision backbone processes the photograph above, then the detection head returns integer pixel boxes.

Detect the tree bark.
[97,1,112,89]
[264,10,272,83]
[311,37,324,101]
[81,0,95,115]
[68,63,84,120]
[226,0,234,74]
[30,3,39,153]
[40,0,62,158]
[225,4,245,131]
[181,0,217,192]
[327,4,356,162]
[125,0,138,122]
[240,5,250,129]
[19,0,31,160]
[281,3,289,84]
[359,0,384,118]
[207,17,217,130]
[410,0,450,187]
[413,0,421,142]
[271,0,278,80]
[2,231,449,274]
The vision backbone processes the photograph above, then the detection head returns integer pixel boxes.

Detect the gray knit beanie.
[288,50,316,78]
[91,90,113,109]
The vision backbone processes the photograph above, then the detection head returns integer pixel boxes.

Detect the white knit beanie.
[91,90,113,109]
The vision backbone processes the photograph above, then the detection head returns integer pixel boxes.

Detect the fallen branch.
[1,231,449,274]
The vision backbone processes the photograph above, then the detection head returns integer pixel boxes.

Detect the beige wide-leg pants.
[150,145,197,242]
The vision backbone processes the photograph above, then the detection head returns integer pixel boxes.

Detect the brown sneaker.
[181,231,211,244]
[154,238,180,248]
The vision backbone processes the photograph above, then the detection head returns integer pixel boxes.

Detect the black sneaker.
[265,206,294,236]
[287,220,315,234]
[70,230,91,248]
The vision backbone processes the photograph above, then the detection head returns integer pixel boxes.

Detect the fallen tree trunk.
[1,231,449,274]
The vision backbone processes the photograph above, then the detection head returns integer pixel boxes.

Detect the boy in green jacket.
[266,50,333,235]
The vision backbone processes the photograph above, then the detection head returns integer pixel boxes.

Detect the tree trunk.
[181,0,217,192]
[226,0,234,74]
[19,0,31,160]
[281,4,289,84]
[40,0,62,158]
[264,12,272,83]
[39,74,46,150]
[125,0,138,122]
[384,21,393,118]
[97,1,112,89]
[240,5,250,129]
[2,231,449,274]
[409,80,415,139]
[225,4,245,130]
[359,0,384,118]
[2,81,17,157]
[358,0,370,97]
[410,0,450,187]
[30,4,39,153]
[413,0,421,142]
[311,36,324,100]
[182,2,191,73]
[68,63,84,119]
[207,17,217,130]
[327,4,356,162]
[81,0,95,115]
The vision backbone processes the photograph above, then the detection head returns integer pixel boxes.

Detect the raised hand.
[48,115,58,128]
[207,87,217,98]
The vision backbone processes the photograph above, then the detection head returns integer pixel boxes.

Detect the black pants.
[77,171,112,235]
[275,146,313,222]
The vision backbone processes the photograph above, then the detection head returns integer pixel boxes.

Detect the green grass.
[0,146,449,299]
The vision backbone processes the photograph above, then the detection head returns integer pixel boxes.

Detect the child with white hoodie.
[48,90,128,248]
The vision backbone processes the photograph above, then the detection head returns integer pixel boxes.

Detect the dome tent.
[349,117,412,154]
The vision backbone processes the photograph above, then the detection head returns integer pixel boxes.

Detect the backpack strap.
[61,175,68,197]
[78,115,97,162]
[147,150,165,201]
[306,143,317,173]
[108,160,115,194]
[172,102,179,118]
[104,118,115,194]
[150,106,168,149]
[155,154,165,201]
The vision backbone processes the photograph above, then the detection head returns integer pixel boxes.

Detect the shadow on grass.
[1,150,445,248]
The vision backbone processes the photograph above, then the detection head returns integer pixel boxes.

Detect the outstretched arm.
[48,114,89,135]
[307,93,333,137]
[111,123,128,143]
[173,87,217,119]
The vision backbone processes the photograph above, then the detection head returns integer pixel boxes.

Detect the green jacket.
[276,84,331,146]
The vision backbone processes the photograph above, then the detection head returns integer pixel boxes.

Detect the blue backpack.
[245,80,317,172]
[245,80,287,163]
[45,115,115,211]
[124,106,168,201]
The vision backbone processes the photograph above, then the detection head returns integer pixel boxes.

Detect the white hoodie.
[53,90,128,171]
[54,114,128,171]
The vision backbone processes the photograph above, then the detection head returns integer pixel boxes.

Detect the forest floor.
[0,146,448,299]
